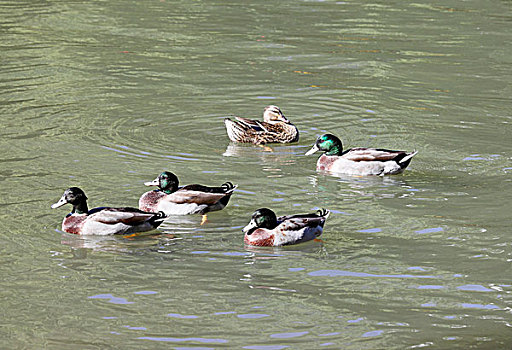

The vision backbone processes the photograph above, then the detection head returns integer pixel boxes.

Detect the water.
[1,0,511,348]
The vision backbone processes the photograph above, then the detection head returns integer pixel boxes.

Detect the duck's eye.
[256,216,266,226]
[320,138,332,149]
[66,191,76,198]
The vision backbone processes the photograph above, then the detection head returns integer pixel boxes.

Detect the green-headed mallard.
[243,208,330,246]
[51,187,165,235]
[139,171,237,218]
[224,105,299,144]
[305,134,418,176]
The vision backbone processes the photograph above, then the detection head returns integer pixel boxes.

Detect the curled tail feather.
[316,208,330,218]
[221,182,237,193]
[149,211,167,227]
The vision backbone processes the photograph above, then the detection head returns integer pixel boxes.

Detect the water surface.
[1,0,511,348]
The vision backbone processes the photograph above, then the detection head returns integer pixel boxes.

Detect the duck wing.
[277,209,329,231]
[166,185,235,205]
[233,116,268,132]
[90,207,159,225]
[181,182,236,194]
[234,117,287,136]
[342,148,409,162]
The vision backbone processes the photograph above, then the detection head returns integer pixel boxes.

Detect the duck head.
[243,208,278,235]
[51,187,89,214]
[305,134,343,156]
[262,105,290,124]
[145,171,179,194]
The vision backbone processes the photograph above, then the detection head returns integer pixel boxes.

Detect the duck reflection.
[243,239,327,258]
[60,231,176,255]
[309,172,416,200]
[223,142,303,160]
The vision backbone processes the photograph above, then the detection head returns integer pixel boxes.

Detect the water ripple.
[308,269,436,279]
[88,294,134,304]
[138,337,228,344]
[457,284,494,292]
[167,313,199,319]
[237,314,271,319]
[270,331,309,339]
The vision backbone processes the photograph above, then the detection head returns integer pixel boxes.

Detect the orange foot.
[200,214,208,225]
[123,232,142,239]
[258,145,273,152]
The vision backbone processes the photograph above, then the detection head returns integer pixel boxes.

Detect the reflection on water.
[138,336,228,344]
[243,243,328,264]
[60,232,176,254]
[308,269,437,279]
[223,143,305,158]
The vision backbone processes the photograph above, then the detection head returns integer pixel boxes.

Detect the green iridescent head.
[144,171,179,194]
[305,133,343,156]
[243,208,278,235]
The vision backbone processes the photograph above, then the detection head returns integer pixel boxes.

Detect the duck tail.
[150,211,167,227]
[399,150,418,164]
[398,150,418,169]
[316,208,330,218]
[224,118,245,142]
[221,182,238,194]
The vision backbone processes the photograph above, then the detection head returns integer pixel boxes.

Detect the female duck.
[305,134,418,176]
[51,187,165,235]
[139,171,237,217]
[243,208,330,246]
[224,105,299,144]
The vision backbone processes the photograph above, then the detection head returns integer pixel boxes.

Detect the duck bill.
[305,144,319,156]
[144,177,159,187]
[51,195,67,209]
[242,220,258,235]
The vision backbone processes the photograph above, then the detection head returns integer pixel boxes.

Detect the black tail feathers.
[150,211,167,227]
[396,151,418,169]
[221,182,236,192]
[316,208,330,217]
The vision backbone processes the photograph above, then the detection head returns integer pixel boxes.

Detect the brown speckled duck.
[243,208,330,247]
[139,172,237,218]
[51,187,165,235]
[306,134,418,176]
[224,105,299,144]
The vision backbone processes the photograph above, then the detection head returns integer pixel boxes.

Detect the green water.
[1,0,511,348]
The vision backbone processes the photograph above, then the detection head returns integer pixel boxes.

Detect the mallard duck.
[224,105,299,144]
[305,134,418,176]
[243,208,330,246]
[51,187,165,235]
[139,171,237,218]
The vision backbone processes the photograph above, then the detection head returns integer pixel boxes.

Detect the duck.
[224,105,299,144]
[51,187,165,235]
[138,171,237,222]
[305,134,418,176]
[243,208,330,246]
